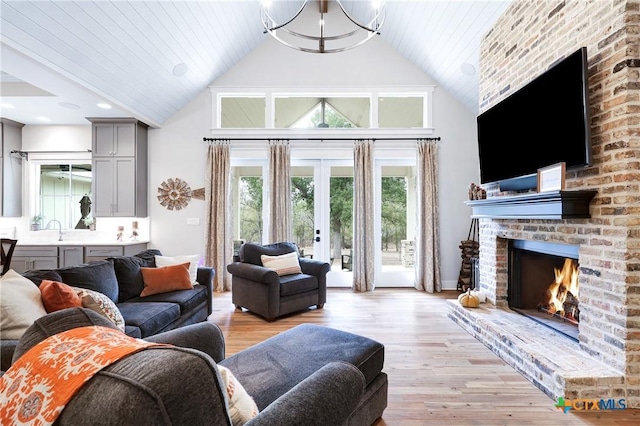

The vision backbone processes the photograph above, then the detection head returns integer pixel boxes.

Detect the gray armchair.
[226,242,330,321]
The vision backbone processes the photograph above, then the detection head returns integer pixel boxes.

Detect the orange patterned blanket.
[0,326,168,425]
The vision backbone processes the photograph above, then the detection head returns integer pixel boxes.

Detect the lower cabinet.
[11,246,58,273]
[59,246,84,268]
[10,243,148,272]
[84,243,148,262]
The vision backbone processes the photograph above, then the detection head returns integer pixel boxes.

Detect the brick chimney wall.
[477,0,640,407]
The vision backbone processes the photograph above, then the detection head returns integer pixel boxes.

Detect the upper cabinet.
[88,118,148,217]
[0,118,24,217]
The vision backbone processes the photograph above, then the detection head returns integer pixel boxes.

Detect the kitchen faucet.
[46,219,64,241]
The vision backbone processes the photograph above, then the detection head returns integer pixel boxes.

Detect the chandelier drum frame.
[261,0,386,54]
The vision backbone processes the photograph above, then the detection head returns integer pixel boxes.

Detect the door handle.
[315,236,320,242]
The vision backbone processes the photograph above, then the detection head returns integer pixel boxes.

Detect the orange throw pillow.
[140,262,193,297]
[40,279,83,313]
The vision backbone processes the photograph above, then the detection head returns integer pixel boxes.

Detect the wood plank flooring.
[209,288,640,425]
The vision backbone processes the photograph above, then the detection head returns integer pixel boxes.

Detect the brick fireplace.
[449,0,640,409]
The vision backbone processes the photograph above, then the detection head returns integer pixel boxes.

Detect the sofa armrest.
[144,321,226,363]
[1,340,18,372]
[247,361,365,426]
[196,266,215,315]
[227,262,280,284]
[298,258,330,277]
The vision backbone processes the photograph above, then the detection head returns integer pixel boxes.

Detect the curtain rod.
[203,137,441,142]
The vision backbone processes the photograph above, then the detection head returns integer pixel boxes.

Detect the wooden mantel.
[465,190,598,220]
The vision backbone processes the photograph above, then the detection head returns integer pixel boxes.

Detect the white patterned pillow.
[217,365,259,425]
[260,251,302,276]
[155,254,200,284]
[72,286,126,332]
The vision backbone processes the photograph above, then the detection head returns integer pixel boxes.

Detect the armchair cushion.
[260,251,302,276]
[279,273,318,296]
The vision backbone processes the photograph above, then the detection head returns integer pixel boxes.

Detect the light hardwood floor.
[209,288,640,425]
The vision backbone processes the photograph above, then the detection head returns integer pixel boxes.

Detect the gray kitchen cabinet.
[58,246,84,267]
[84,243,147,262]
[88,118,148,217]
[10,246,58,273]
[1,118,24,217]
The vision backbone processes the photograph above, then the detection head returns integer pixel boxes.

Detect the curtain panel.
[204,142,232,292]
[415,140,441,293]
[352,139,375,292]
[268,140,293,243]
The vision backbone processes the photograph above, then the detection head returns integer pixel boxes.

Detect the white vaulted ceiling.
[0,0,512,127]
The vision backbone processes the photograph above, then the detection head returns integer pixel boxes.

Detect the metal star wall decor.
[157,178,192,211]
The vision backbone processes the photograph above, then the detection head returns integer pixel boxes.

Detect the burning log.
[538,258,579,323]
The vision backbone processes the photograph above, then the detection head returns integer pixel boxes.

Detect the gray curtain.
[415,140,441,293]
[352,139,375,292]
[204,142,232,292]
[268,140,293,243]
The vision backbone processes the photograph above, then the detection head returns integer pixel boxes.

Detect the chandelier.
[260,0,386,54]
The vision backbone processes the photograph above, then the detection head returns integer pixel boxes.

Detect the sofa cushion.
[39,280,82,313]
[155,254,200,284]
[58,260,119,303]
[116,302,180,338]
[220,323,384,411]
[73,287,126,332]
[0,270,48,340]
[110,256,146,302]
[140,263,193,297]
[134,249,162,266]
[126,285,207,315]
[124,325,142,338]
[239,242,298,266]
[21,269,63,287]
[279,274,318,296]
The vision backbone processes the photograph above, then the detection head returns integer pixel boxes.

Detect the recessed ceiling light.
[1,102,15,109]
[37,116,52,122]
[59,102,80,109]
[460,62,476,76]
[172,63,188,77]
[97,102,112,109]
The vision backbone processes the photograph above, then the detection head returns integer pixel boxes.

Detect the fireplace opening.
[508,240,580,342]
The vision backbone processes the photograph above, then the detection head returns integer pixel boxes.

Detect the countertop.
[16,240,150,247]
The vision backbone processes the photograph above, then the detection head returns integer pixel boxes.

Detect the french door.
[291,159,353,287]
[232,157,417,288]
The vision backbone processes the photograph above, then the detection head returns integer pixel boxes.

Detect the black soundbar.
[498,174,538,192]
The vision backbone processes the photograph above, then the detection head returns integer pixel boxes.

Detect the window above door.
[211,87,435,139]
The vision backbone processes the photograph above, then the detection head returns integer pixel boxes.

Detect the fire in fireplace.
[539,258,579,324]
[508,240,580,341]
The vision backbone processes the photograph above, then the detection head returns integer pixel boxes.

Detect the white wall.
[148,35,480,289]
[4,36,480,289]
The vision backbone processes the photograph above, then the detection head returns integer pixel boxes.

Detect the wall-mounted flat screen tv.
[476,47,591,187]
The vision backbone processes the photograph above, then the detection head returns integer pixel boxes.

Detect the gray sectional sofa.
[0,249,214,371]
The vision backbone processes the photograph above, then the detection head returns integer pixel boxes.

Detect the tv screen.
[477,47,591,186]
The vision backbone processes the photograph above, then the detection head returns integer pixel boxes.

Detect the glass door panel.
[291,166,315,259]
[231,165,265,253]
[376,163,416,287]
[292,161,353,287]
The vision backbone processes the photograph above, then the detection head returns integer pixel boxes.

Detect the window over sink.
[27,153,93,231]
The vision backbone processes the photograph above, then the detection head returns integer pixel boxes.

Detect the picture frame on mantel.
[537,162,566,192]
